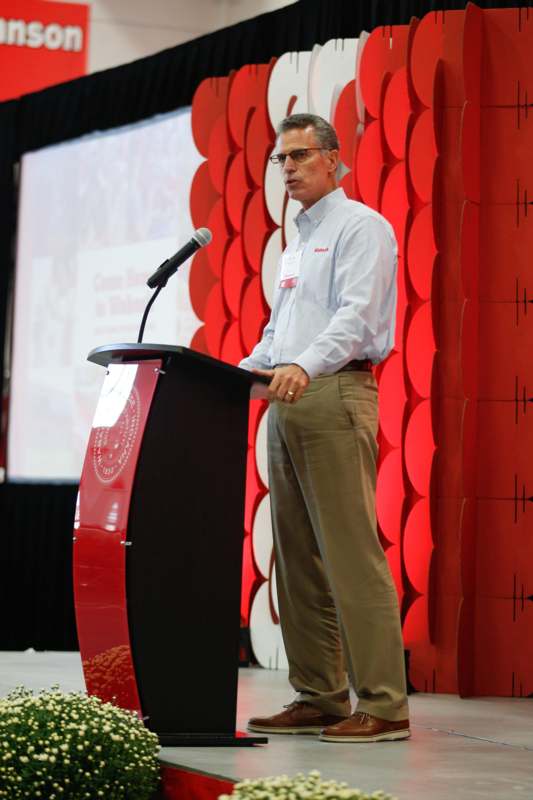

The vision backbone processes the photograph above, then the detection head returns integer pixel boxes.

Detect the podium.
[73,343,268,746]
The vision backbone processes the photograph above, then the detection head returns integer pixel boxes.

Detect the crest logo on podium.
[92,387,141,484]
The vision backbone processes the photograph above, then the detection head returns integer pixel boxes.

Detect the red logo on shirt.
[314,247,329,253]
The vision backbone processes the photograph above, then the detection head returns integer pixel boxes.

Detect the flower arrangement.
[219,771,397,800]
[0,686,160,799]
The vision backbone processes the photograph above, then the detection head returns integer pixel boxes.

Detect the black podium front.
[73,343,268,745]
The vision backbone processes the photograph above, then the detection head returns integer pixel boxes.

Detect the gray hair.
[276,113,339,151]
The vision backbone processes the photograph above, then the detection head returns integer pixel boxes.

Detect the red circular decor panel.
[407,205,437,301]
[239,275,268,354]
[190,161,219,231]
[355,121,385,211]
[189,325,209,356]
[203,282,229,357]
[191,76,230,157]
[408,110,438,204]
[245,104,274,188]
[225,152,252,233]
[340,170,357,200]
[404,399,435,496]
[462,102,480,204]
[358,33,384,119]
[376,448,404,544]
[206,198,232,277]
[461,400,478,499]
[228,64,271,148]
[461,299,479,402]
[402,595,429,645]
[241,532,258,624]
[189,248,217,321]
[403,498,433,594]
[408,13,441,108]
[220,320,246,366]
[207,115,233,194]
[228,67,254,148]
[378,352,406,447]
[333,79,358,165]
[359,26,410,119]
[350,133,364,201]
[380,161,409,255]
[405,303,436,399]
[460,201,479,301]
[222,236,248,318]
[248,399,267,449]
[463,4,482,107]
[395,256,408,353]
[243,190,273,272]
[382,67,411,160]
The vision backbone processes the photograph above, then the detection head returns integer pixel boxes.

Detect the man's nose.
[282,156,296,173]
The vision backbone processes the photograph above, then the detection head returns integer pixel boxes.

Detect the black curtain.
[0,0,523,649]
[0,485,78,649]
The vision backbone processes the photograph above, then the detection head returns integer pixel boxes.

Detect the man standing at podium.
[239,113,409,743]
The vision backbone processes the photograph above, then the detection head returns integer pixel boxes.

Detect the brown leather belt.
[338,359,373,373]
[275,360,373,374]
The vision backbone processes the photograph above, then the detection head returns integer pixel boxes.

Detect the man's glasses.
[269,147,326,166]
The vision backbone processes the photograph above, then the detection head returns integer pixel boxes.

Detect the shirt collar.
[295,187,346,230]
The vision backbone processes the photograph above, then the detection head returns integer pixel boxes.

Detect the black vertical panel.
[126,354,250,734]
[0,484,78,650]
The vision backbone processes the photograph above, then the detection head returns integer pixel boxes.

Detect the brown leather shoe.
[320,711,410,742]
[248,701,348,735]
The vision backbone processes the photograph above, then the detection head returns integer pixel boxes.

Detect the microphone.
[146,227,212,289]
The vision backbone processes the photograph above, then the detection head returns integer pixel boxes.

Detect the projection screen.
[8,109,202,481]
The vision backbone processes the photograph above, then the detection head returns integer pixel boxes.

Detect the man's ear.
[327,149,339,174]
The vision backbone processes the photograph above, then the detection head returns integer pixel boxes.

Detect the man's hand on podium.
[251,364,309,404]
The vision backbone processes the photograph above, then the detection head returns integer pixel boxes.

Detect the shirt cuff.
[291,350,326,380]
[239,356,273,372]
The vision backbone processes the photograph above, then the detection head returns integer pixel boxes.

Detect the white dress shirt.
[239,188,397,379]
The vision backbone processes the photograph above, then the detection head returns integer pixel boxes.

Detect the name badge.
[279,250,302,289]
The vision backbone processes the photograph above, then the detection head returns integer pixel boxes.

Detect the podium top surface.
[87,343,268,384]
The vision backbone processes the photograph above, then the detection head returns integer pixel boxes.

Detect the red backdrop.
[188,6,533,698]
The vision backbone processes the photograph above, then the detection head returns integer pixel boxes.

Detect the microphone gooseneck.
[138,228,213,342]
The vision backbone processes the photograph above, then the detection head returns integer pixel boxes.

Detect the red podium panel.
[74,360,161,713]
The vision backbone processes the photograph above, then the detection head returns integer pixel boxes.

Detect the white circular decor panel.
[267,50,312,128]
[355,32,370,122]
[271,561,279,618]
[255,404,270,487]
[261,228,283,309]
[308,39,358,122]
[264,152,285,227]
[252,492,273,580]
[283,196,300,246]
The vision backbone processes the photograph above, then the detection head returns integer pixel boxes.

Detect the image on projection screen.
[8,109,203,482]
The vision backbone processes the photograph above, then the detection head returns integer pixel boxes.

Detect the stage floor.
[1,651,532,800]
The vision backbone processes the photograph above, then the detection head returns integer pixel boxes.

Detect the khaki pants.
[267,371,409,722]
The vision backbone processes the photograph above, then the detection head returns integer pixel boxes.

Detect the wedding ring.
[287,391,295,397]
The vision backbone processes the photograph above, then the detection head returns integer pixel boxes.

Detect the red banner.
[0,0,88,101]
